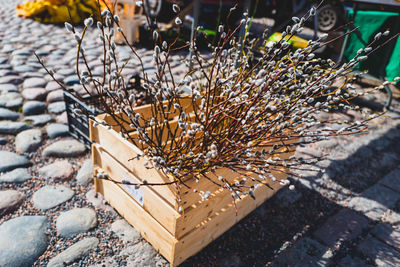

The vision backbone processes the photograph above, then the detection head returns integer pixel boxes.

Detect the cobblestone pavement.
[1,0,400,266]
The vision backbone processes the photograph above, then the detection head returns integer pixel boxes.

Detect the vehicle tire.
[317,4,342,32]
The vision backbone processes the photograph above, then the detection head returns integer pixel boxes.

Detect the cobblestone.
[357,235,400,267]
[347,184,400,221]
[313,209,370,247]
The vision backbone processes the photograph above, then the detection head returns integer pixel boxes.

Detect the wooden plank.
[172,180,283,266]
[95,177,177,262]
[92,144,181,234]
[90,119,180,206]
[175,177,278,238]
[179,143,297,209]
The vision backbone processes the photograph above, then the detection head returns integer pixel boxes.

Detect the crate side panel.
[95,177,176,262]
[90,120,179,204]
[92,144,180,234]
[180,142,297,208]
[175,179,281,239]
[173,181,283,266]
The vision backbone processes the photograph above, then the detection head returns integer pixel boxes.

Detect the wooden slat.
[94,176,177,262]
[92,144,181,234]
[179,142,297,209]
[90,120,180,207]
[172,180,283,266]
[175,176,279,238]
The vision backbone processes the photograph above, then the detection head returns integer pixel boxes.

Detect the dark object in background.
[317,2,345,32]
[63,74,145,150]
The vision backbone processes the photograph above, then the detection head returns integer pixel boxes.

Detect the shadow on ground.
[181,120,400,266]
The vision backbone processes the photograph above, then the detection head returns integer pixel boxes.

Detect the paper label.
[121,173,144,207]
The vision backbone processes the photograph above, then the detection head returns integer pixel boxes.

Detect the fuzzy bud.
[64,22,73,32]
[153,30,159,40]
[162,41,168,50]
[172,4,180,13]
[154,45,160,55]
[84,17,93,27]
[175,17,182,25]
[74,33,81,42]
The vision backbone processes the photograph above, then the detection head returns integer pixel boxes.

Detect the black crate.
[63,91,103,150]
[64,74,143,150]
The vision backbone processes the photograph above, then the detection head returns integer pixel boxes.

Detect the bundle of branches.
[37,2,399,212]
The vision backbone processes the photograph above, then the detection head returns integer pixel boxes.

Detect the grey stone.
[0,64,12,70]
[32,185,74,210]
[22,101,47,115]
[39,160,74,181]
[23,77,46,88]
[46,89,64,103]
[0,83,18,92]
[57,68,75,76]
[347,184,400,221]
[317,139,339,150]
[14,65,35,73]
[0,107,19,120]
[46,123,69,139]
[47,237,99,267]
[0,151,30,172]
[24,114,54,126]
[15,129,43,153]
[64,75,80,85]
[56,111,68,124]
[42,139,86,157]
[0,75,22,84]
[56,208,97,237]
[0,57,7,64]
[371,223,400,250]
[12,49,32,56]
[0,168,31,183]
[0,92,23,108]
[48,101,66,114]
[0,121,32,134]
[76,159,93,185]
[271,238,332,267]
[123,241,166,266]
[111,219,141,243]
[21,88,47,100]
[313,209,369,247]
[380,168,400,193]
[0,190,25,216]
[0,216,48,267]
[357,236,400,267]
[45,81,62,91]
[0,137,7,145]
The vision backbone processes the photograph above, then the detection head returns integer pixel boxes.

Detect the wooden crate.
[113,0,143,44]
[90,99,296,266]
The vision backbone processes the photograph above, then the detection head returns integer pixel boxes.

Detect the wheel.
[317,4,341,32]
